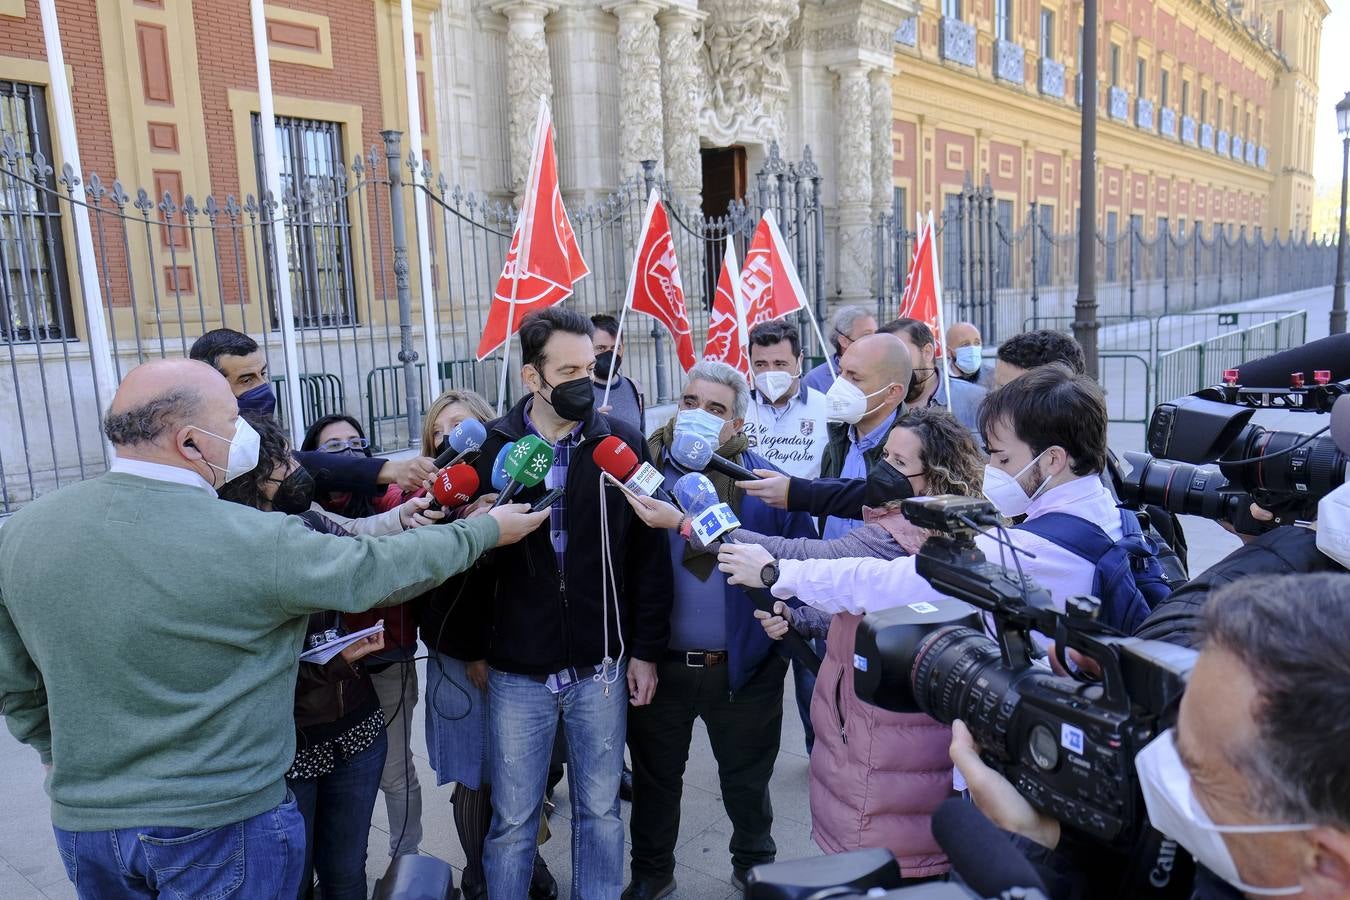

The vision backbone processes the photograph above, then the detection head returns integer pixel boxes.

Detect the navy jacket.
[294,450,385,494]
[786,475,867,521]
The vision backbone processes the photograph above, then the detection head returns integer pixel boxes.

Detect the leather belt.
[665,650,727,668]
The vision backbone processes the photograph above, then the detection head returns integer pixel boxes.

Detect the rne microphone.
[669,431,761,481]
[428,463,480,514]
[433,418,487,468]
[491,435,554,508]
[594,435,672,502]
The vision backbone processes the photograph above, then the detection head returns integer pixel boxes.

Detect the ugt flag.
[702,240,750,379]
[898,212,944,358]
[740,209,808,329]
[476,98,589,360]
[624,188,696,371]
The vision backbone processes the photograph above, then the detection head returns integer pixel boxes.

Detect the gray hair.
[102,388,203,446]
[830,304,875,353]
[1200,574,1350,831]
[685,360,750,419]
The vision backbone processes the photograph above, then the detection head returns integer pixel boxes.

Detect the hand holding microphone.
[490,435,555,508]
[426,464,481,519]
[593,435,677,508]
[432,418,487,469]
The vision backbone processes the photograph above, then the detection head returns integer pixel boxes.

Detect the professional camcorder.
[851,496,1196,848]
[1117,372,1349,531]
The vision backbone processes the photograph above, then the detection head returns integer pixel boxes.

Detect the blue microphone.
[433,418,487,468]
[490,441,515,493]
[670,431,761,481]
[673,472,720,516]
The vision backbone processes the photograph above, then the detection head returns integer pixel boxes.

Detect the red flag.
[898,212,945,359]
[625,188,696,371]
[476,101,589,360]
[739,209,808,329]
[702,240,750,378]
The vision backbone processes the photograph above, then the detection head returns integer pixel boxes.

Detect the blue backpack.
[1016,509,1174,634]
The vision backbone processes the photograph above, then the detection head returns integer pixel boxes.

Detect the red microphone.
[594,435,671,502]
[429,463,480,514]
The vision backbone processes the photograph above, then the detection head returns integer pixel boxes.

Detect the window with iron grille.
[0,80,74,343]
[251,114,357,329]
[1039,9,1055,57]
[942,193,962,290]
[1035,203,1054,286]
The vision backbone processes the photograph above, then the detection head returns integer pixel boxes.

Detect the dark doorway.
[700,146,748,303]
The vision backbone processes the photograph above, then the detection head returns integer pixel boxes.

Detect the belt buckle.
[685,651,705,668]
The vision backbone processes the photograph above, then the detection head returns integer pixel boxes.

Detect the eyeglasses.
[317,437,370,453]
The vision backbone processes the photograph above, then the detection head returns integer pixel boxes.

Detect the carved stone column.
[605,1,665,183]
[833,62,875,302]
[492,0,557,195]
[657,5,704,204]
[870,67,894,219]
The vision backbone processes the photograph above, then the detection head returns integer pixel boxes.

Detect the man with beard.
[881,317,985,438]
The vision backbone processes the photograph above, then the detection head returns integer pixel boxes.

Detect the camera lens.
[1118,451,1242,520]
[1225,426,1347,498]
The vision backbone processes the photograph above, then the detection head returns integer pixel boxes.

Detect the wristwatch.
[760,561,780,588]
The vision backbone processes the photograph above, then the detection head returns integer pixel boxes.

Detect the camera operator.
[951,572,1350,899]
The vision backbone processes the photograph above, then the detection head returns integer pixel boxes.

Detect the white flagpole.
[495,96,549,415]
[761,209,834,377]
[926,211,953,411]
[400,0,442,402]
[37,0,116,461]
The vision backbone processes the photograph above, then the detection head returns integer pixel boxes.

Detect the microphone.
[490,442,515,493]
[433,419,487,468]
[930,798,1050,898]
[669,431,761,481]
[594,435,673,502]
[490,435,554,509]
[675,472,821,675]
[1234,333,1350,388]
[428,464,480,514]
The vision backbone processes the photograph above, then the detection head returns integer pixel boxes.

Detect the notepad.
[299,621,385,665]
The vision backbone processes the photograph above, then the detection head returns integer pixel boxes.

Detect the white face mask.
[953,345,983,375]
[1315,482,1350,568]
[981,449,1051,518]
[192,417,262,485]
[1136,729,1312,896]
[825,378,895,425]
[755,370,795,403]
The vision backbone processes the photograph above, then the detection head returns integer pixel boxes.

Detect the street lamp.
[1332,91,1350,335]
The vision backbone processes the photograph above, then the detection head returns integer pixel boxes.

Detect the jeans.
[371,661,424,856]
[628,654,786,880]
[289,727,388,900]
[484,662,628,900]
[791,639,826,754]
[52,791,305,900]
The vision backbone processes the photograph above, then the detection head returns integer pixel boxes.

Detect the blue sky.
[1313,4,1350,190]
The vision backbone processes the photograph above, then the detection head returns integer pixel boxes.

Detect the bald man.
[0,359,547,900]
[945,321,995,388]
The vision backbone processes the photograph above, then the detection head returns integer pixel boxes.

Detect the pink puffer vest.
[807,512,954,877]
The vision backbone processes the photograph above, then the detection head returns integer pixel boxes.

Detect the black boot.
[529,852,559,900]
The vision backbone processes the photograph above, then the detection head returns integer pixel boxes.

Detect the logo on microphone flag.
[625,188,696,372]
[476,99,589,360]
[739,209,808,329]
[702,240,751,379]
[898,212,945,358]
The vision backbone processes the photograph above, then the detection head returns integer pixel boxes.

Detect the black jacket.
[460,398,673,675]
[786,475,867,520]
[818,406,905,480]
[295,449,385,495]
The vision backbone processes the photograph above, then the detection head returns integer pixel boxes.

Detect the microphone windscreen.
[1234,333,1350,388]
[433,419,486,467]
[594,435,640,481]
[503,435,554,488]
[491,442,515,492]
[670,431,714,471]
[1332,394,1350,456]
[930,798,1048,898]
[431,464,480,508]
[673,472,720,514]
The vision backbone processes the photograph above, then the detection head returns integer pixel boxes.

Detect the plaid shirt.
[522,401,599,693]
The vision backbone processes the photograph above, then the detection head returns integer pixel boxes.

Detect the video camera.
[1117,372,1349,531]
[852,496,1196,848]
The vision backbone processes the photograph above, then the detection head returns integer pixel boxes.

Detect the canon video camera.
[851,496,1196,848]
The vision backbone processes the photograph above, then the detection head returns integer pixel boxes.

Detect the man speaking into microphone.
[622,360,816,900]
[462,308,672,900]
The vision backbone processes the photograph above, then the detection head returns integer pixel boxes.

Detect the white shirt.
[772,474,1122,615]
[109,455,217,496]
[743,384,831,479]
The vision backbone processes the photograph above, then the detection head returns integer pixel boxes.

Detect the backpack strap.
[1014,512,1115,564]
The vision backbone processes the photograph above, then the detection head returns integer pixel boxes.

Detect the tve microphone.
[594,435,671,502]
[433,418,487,468]
[490,435,554,508]
[669,431,761,481]
[428,463,480,514]
[930,798,1050,898]
[1234,333,1350,388]
[490,442,516,492]
[676,472,821,675]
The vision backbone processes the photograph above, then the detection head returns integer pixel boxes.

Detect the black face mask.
[864,460,917,508]
[272,466,316,515]
[593,350,621,381]
[539,374,595,422]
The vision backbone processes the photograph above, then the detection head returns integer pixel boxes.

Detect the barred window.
[251,114,358,329]
[0,80,74,343]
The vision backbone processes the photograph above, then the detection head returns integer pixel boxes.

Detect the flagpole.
[607,186,660,410]
[496,97,549,415]
[601,304,630,411]
[926,211,953,411]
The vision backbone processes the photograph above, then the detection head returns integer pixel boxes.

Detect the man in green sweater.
[0,358,547,900]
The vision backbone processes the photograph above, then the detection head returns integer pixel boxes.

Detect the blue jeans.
[792,639,826,754]
[289,727,388,900]
[52,791,305,900]
[484,663,628,900]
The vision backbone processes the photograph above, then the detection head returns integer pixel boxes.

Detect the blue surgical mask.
[236,382,277,417]
[953,345,983,375]
[674,407,727,447]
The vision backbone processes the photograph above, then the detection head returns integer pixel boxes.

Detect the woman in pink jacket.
[742,408,984,881]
